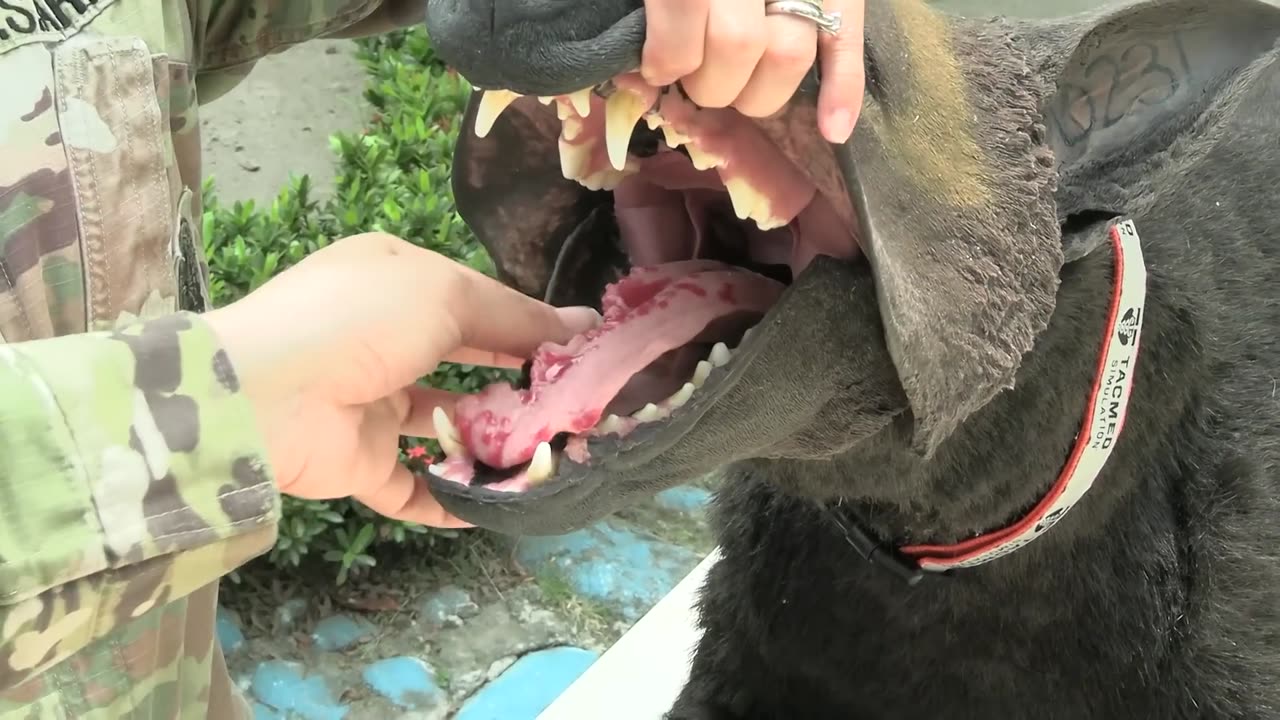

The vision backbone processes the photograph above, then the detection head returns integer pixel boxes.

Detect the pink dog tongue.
[453,260,785,469]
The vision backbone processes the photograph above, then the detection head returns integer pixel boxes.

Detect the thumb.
[816,0,866,145]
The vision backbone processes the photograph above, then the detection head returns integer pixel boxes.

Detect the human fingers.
[680,0,769,109]
[441,347,527,369]
[355,464,475,528]
[438,263,601,362]
[732,13,818,118]
[352,395,472,528]
[642,0,709,86]
[816,0,865,144]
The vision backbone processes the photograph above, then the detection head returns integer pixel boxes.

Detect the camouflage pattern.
[0,0,425,715]
[0,313,278,718]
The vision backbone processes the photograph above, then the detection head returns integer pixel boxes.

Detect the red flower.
[406,446,428,459]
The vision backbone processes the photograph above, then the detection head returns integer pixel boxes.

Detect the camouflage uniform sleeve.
[0,312,280,691]
[195,0,426,102]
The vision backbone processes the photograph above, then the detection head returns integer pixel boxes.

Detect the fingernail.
[824,109,855,145]
[556,306,603,334]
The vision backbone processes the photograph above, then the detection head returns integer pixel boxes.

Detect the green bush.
[203,29,514,584]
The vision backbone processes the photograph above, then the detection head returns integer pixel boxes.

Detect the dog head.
[421,0,1280,535]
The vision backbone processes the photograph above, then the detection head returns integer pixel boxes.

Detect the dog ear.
[1041,0,1280,205]
[844,0,1280,455]
[842,0,1059,456]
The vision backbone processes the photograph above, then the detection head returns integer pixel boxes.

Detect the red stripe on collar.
[899,219,1148,572]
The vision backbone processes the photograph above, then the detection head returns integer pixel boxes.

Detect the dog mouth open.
[427,77,864,500]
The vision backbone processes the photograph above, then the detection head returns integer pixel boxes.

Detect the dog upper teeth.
[685,145,721,171]
[561,115,585,142]
[723,177,768,224]
[661,125,691,149]
[474,85,792,235]
[432,407,467,458]
[526,441,557,485]
[604,89,650,171]
[567,88,593,117]
[559,135,590,180]
[475,90,521,138]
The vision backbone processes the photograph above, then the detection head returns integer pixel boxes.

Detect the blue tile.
[362,656,446,709]
[455,647,599,720]
[516,521,701,621]
[654,486,713,514]
[249,660,349,720]
[215,606,245,655]
[310,614,375,652]
[252,701,287,720]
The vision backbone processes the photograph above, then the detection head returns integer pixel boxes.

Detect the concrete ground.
[200,40,369,206]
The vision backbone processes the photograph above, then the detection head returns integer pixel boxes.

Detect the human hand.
[204,233,600,527]
[640,0,865,144]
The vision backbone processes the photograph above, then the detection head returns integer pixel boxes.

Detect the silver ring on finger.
[763,0,842,36]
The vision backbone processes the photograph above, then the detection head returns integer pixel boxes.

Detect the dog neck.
[832,218,1149,582]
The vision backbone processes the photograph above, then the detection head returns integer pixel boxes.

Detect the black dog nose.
[424,0,647,95]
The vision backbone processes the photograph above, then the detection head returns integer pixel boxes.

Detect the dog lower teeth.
[709,342,732,367]
[432,406,467,458]
[527,441,557,485]
[692,361,713,386]
[634,403,664,423]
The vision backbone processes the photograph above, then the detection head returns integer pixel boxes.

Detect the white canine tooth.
[685,144,720,170]
[723,177,765,221]
[692,360,713,387]
[568,88,593,117]
[668,382,695,408]
[526,441,556,485]
[558,137,590,180]
[538,95,555,105]
[741,326,755,344]
[555,100,574,121]
[604,89,649,171]
[709,342,732,367]
[633,403,664,423]
[644,113,663,131]
[431,407,467,458]
[474,90,521,138]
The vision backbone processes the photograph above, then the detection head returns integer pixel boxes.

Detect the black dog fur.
[423,0,1280,716]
